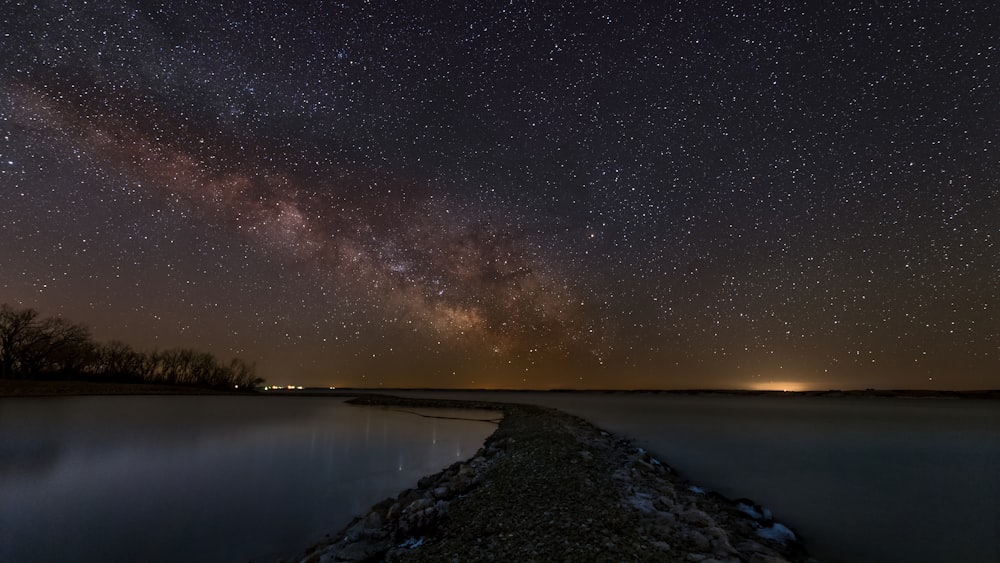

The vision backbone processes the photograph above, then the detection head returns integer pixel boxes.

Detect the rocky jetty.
[288,395,814,563]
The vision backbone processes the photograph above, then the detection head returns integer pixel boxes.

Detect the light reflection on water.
[0,396,498,563]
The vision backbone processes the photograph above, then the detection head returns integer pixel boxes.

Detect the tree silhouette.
[0,304,264,389]
[87,340,146,382]
[0,305,90,379]
[0,305,37,379]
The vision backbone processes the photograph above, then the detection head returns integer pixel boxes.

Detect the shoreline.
[2,379,996,400]
[287,394,814,563]
[0,379,243,396]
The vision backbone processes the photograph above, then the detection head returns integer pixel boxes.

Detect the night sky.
[2,1,997,390]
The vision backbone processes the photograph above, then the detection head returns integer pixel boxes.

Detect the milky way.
[1,2,997,388]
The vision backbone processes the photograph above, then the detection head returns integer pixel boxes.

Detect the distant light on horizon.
[748,380,812,393]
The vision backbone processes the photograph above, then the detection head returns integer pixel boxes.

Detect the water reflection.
[0,396,498,563]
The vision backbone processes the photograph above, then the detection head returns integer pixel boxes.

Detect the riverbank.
[288,394,813,563]
[0,379,243,396]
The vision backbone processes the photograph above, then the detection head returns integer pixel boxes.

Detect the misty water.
[393,390,1000,563]
[0,396,498,563]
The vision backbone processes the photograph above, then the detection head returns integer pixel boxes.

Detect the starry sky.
[2,1,997,390]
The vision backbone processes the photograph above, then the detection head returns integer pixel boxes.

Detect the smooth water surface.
[393,390,1000,563]
[0,396,498,563]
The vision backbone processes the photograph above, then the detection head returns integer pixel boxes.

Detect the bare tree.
[1,303,264,389]
[228,358,264,389]
[0,305,90,379]
[90,340,146,382]
[0,305,39,379]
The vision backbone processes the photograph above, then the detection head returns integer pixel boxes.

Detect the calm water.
[393,390,1000,563]
[0,396,498,563]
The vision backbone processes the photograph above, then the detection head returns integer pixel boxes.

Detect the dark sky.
[2,1,997,390]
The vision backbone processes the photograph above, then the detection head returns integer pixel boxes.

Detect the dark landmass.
[617,388,1000,400]
[0,379,241,396]
[9,380,992,400]
[277,387,1000,400]
[287,394,815,563]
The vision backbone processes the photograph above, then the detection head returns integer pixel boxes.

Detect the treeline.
[0,304,264,390]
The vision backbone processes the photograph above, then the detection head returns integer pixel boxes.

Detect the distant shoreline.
[268,386,1000,400]
[2,379,997,399]
[0,379,241,397]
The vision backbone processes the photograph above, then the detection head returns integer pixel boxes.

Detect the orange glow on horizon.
[747,380,812,392]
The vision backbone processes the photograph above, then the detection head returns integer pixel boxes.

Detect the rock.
[343,519,367,542]
[405,497,434,513]
[386,502,402,521]
[432,485,451,499]
[335,538,390,562]
[396,489,421,509]
[634,458,657,473]
[656,494,676,510]
[757,522,797,544]
[681,508,717,527]
[749,554,792,563]
[652,540,672,552]
[654,511,677,528]
[627,492,656,513]
[705,526,739,556]
[364,511,382,530]
[686,530,712,552]
[736,540,771,554]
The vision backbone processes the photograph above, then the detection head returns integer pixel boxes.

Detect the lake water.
[390,390,1000,563]
[0,396,498,563]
